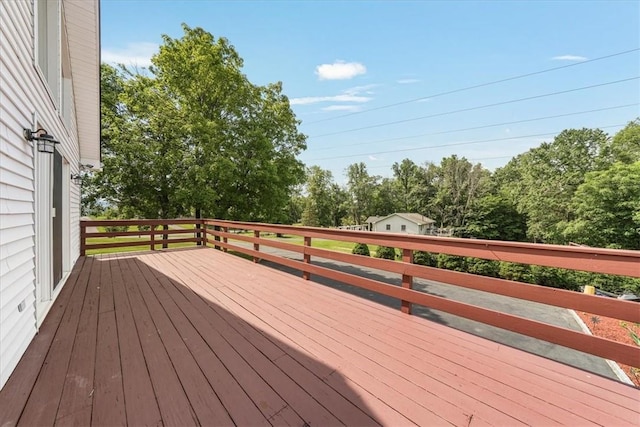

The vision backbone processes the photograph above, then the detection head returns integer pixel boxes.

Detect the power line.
[306,124,626,162]
[304,47,640,125]
[308,77,639,139]
[308,103,638,152]
[367,155,514,170]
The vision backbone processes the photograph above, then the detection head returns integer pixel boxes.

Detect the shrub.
[436,254,467,272]
[104,225,129,234]
[466,257,500,277]
[375,246,397,260]
[498,262,533,283]
[352,243,370,256]
[530,266,579,291]
[413,251,437,267]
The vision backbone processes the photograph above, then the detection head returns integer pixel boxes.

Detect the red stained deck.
[1,248,638,426]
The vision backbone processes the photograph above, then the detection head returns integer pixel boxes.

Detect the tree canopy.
[95,25,306,222]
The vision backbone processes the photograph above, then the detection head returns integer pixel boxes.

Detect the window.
[36,0,61,104]
[386,224,391,231]
[401,225,406,231]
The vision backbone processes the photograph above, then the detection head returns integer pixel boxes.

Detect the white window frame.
[34,0,62,108]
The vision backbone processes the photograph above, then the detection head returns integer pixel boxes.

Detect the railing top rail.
[81,219,204,227]
[205,219,640,277]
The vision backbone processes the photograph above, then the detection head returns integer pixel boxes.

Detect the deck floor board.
[1,247,639,427]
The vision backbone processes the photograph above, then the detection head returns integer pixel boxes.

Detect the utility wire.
[367,155,514,170]
[309,103,638,152]
[306,124,626,161]
[305,47,640,125]
[309,77,639,138]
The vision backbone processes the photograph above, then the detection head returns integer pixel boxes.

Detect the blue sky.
[101,0,640,182]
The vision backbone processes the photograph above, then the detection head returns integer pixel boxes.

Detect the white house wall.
[374,216,422,234]
[0,0,89,389]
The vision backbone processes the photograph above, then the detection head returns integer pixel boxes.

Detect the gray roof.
[365,216,383,223]
[377,213,435,225]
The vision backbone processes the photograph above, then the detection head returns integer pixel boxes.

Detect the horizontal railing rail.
[81,219,205,255]
[81,218,640,368]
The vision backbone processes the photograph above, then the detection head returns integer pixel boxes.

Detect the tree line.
[297,122,640,251]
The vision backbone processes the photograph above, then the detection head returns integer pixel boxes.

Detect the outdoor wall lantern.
[23,128,59,154]
[71,173,83,185]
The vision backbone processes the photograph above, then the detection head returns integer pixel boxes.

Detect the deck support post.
[303,236,312,280]
[401,248,413,314]
[222,227,228,252]
[253,230,260,263]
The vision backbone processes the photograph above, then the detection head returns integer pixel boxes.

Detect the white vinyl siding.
[0,0,97,390]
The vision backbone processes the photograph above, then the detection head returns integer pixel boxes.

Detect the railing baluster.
[303,236,311,280]
[222,227,228,252]
[150,222,155,251]
[401,248,413,314]
[253,230,260,263]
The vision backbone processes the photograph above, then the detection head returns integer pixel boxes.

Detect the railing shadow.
[104,254,384,426]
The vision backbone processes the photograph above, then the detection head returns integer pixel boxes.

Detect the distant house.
[369,213,436,235]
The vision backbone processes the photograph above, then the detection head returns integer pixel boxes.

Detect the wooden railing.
[80,219,205,255]
[81,218,640,368]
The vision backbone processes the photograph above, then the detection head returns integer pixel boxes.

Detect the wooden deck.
[1,248,638,426]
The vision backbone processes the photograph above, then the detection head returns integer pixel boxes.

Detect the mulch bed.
[576,311,640,387]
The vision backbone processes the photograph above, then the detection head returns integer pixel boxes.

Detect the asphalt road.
[229,240,619,381]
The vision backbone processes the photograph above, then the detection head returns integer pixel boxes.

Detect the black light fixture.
[23,128,60,154]
[71,173,83,185]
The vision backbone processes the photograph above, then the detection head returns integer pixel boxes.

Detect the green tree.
[371,178,399,217]
[346,162,378,224]
[392,159,421,211]
[463,193,527,241]
[500,128,609,243]
[98,66,188,221]
[151,25,306,221]
[428,155,489,228]
[301,166,334,227]
[328,183,349,227]
[95,25,306,225]
[564,162,640,249]
[601,119,640,164]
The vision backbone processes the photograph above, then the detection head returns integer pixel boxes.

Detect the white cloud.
[102,42,159,67]
[551,54,587,61]
[343,84,379,96]
[290,94,372,105]
[322,105,362,112]
[315,60,367,80]
[397,78,420,84]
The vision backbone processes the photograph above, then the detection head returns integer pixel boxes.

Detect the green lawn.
[260,235,359,254]
[85,235,200,255]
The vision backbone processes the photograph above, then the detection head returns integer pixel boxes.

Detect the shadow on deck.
[0,247,638,426]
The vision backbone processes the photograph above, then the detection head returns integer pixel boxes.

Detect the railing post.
[80,221,86,256]
[222,227,228,252]
[150,223,155,251]
[253,230,260,263]
[303,236,311,280]
[401,248,413,314]
[214,225,221,250]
